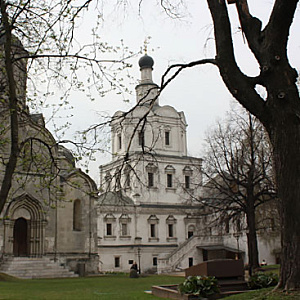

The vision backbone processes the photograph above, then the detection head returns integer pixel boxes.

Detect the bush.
[178,276,219,299]
[248,272,279,289]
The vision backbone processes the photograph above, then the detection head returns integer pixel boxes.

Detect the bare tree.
[202,107,277,274]
[0,0,133,213]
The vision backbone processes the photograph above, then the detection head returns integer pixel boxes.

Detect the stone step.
[2,264,70,270]
[0,257,78,279]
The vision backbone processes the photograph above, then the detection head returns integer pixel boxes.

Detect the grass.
[225,265,300,299]
[0,273,184,300]
[225,287,300,300]
[261,265,280,276]
[0,270,299,300]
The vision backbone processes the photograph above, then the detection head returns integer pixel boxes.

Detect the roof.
[98,191,134,206]
[58,145,75,167]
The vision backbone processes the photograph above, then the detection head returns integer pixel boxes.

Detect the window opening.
[106,223,112,236]
[153,257,158,266]
[165,131,170,146]
[118,134,122,150]
[73,200,81,231]
[168,224,174,237]
[138,131,145,147]
[150,224,156,238]
[185,175,190,189]
[121,223,127,236]
[167,174,173,188]
[148,172,154,187]
[115,257,120,268]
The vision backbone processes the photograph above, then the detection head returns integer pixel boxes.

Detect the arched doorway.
[13,218,29,256]
[4,195,46,257]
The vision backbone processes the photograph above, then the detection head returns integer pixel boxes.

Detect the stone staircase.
[0,257,78,279]
[158,235,224,274]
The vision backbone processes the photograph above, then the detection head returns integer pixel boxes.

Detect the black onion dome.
[138,54,154,69]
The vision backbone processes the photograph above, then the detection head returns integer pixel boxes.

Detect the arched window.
[73,199,82,231]
[117,133,122,150]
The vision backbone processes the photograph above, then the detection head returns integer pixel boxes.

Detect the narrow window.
[150,224,156,238]
[236,219,241,232]
[185,175,190,189]
[116,172,121,189]
[168,224,174,237]
[138,131,144,147]
[189,257,193,267]
[225,218,230,233]
[125,168,131,187]
[148,172,154,187]
[73,200,81,231]
[153,257,158,266]
[115,257,120,268]
[271,218,275,231]
[165,131,170,146]
[167,174,173,188]
[118,134,122,150]
[106,223,112,236]
[121,223,127,236]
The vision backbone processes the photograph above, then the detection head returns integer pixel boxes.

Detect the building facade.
[97,55,281,273]
[0,31,280,277]
[0,35,98,276]
[98,55,204,273]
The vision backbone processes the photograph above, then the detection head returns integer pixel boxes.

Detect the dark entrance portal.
[13,218,29,256]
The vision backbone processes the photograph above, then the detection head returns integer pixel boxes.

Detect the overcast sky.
[43,1,300,182]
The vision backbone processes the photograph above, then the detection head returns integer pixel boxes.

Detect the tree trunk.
[246,202,260,275]
[207,0,300,290]
[0,0,20,214]
[268,118,300,290]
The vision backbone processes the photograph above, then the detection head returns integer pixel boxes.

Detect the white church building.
[96,55,281,274]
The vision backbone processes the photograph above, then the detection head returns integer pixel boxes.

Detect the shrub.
[248,272,279,289]
[178,275,219,299]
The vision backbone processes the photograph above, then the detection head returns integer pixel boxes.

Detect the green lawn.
[0,272,299,300]
[225,288,300,300]
[0,274,184,300]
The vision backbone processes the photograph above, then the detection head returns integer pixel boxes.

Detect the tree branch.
[160,58,217,91]
[264,0,299,53]
[235,0,263,61]
[207,0,267,122]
